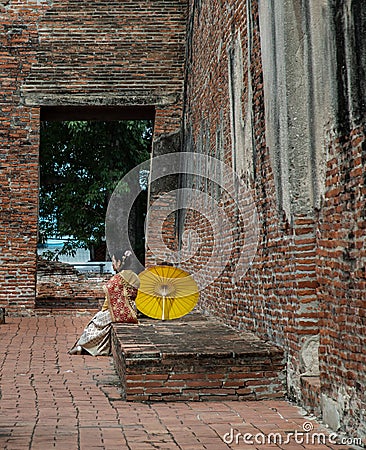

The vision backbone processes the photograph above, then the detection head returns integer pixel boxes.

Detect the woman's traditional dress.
[69,270,139,356]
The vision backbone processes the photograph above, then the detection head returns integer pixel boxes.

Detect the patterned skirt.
[70,310,112,356]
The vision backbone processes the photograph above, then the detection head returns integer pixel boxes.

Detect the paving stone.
[0,316,351,449]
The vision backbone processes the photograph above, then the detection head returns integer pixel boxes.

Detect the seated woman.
[69,252,140,356]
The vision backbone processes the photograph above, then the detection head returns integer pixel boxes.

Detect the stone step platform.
[111,312,285,402]
[34,307,99,316]
[35,297,100,310]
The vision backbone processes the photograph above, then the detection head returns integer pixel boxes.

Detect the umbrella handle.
[162,296,166,321]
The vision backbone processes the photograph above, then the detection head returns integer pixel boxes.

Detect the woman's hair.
[112,250,132,272]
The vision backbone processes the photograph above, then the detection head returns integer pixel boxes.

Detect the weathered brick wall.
[0,0,187,313]
[180,0,365,442]
[180,0,318,400]
[21,0,187,105]
[0,0,41,313]
[315,2,366,442]
[318,126,366,439]
[36,258,108,312]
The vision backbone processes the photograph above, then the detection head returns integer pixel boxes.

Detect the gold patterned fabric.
[69,270,140,356]
[74,310,112,356]
[103,270,139,323]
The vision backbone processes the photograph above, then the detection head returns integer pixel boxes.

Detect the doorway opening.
[37,106,154,276]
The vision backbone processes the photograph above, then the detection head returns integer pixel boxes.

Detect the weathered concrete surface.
[258,0,333,217]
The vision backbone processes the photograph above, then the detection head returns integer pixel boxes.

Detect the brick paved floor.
[0,317,354,450]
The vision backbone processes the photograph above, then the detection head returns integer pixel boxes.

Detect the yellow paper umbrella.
[135,265,199,320]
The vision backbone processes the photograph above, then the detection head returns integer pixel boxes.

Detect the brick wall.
[180,0,365,442]
[36,258,108,312]
[180,0,318,399]
[316,2,366,442]
[0,0,187,313]
[318,125,366,439]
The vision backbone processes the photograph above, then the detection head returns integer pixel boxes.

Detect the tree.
[38,120,152,261]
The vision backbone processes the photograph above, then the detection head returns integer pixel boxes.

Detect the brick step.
[111,312,285,402]
[35,297,99,315]
[35,297,100,310]
[35,307,99,316]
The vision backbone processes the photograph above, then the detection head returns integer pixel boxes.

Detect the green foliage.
[39,120,152,258]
